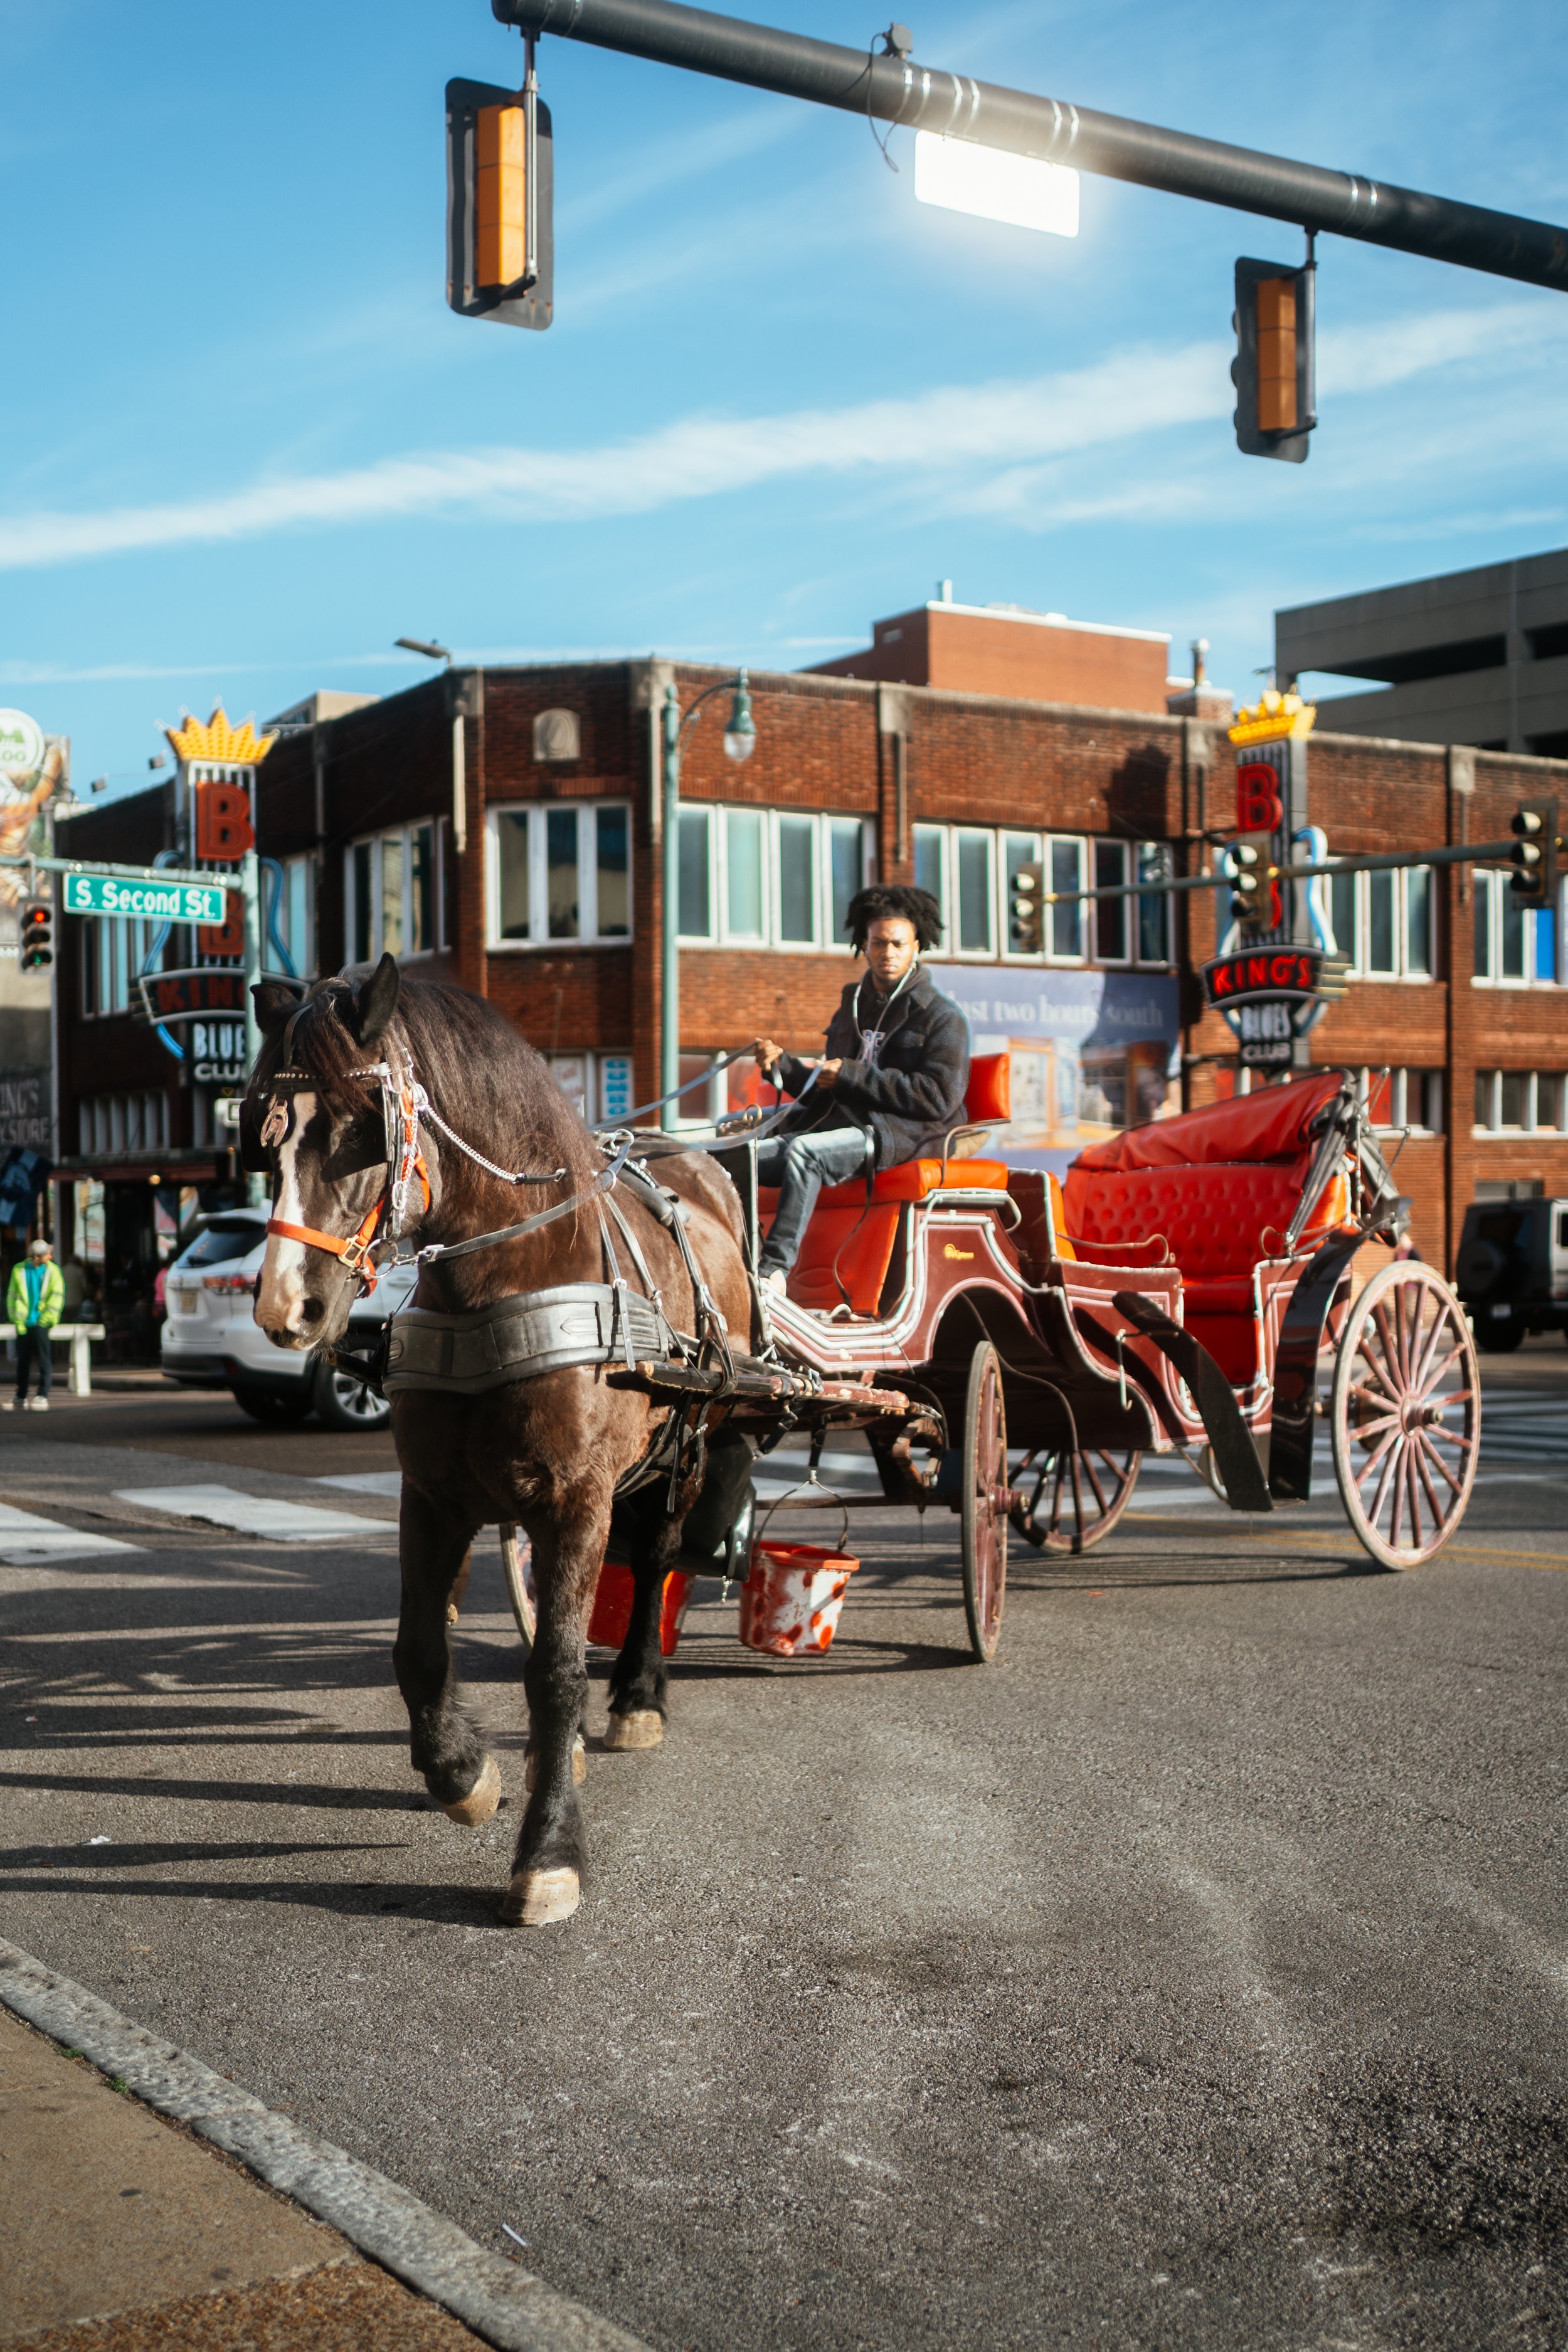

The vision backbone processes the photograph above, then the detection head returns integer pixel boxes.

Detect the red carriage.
[504,1061,1481,1663]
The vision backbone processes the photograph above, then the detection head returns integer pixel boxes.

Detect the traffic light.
[18,899,52,970]
[1227,834,1275,935]
[1009,861,1043,953]
[1510,800,1559,904]
[446,75,553,329]
[1233,257,1316,463]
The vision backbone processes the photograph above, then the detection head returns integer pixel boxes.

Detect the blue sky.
[4,0,1566,795]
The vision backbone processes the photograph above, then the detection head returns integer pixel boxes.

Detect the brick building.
[50,603,1568,1346]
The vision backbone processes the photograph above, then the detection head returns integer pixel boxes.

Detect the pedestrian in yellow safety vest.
[6,1239,64,1414]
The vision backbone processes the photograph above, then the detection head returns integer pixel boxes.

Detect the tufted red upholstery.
[1072,1071,1345,1172]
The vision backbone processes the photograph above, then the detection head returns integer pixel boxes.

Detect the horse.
[244,955,755,1927]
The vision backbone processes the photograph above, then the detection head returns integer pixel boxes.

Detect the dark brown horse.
[245,957,753,1927]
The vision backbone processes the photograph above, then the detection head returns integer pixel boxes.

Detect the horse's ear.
[354,953,401,1047]
[252,979,303,1040]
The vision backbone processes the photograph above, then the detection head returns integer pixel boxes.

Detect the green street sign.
[61,871,228,924]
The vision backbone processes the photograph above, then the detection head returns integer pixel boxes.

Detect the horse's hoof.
[524,1735,586,1793]
[441,1754,501,1825]
[445,1600,461,1626]
[604,1710,664,1752]
[500,1867,580,1928]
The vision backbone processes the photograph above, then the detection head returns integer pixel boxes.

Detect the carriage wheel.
[1330,1261,1479,1570]
[960,1341,1009,1663]
[501,1523,537,1652]
[1010,1447,1142,1555]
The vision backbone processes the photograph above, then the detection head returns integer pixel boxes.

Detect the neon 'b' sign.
[1235,760,1284,832]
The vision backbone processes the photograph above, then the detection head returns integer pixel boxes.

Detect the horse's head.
[246,956,408,1353]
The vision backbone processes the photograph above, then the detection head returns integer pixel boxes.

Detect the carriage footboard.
[1111,1291,1273,1513]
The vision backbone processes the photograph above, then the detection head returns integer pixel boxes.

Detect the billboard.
[926,964,1180,1175]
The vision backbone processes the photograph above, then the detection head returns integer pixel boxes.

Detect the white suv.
[161,1209,415,1431]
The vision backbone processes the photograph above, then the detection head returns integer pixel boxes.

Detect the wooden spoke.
[1011,1444,1142,1557]
[1331,1263,1480,1569]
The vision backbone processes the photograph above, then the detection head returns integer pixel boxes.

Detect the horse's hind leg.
[501,1502,603,1929]
[393,1490,498,1825]
[605,1503,682,1752]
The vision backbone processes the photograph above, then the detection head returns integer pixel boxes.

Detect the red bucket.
[587,1561,692,1657]
[739,1541,859,1658]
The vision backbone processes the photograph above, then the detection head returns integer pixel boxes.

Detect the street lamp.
[662,668,756,1130]
[395,636,452,666]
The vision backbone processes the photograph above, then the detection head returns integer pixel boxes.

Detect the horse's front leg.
[605,1500,684,1752]
[393,1487,497,1824]
[501,1498,605,1928]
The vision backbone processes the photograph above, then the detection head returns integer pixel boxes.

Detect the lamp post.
[660,668,756,1130]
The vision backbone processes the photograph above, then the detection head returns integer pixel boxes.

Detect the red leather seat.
[1067,1138,1363,1374]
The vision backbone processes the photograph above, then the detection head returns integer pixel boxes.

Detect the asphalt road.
[3,1349,1566,2351]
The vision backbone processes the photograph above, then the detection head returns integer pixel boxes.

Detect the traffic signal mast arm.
[493,0,1568,291]
[1033,837,1535,907]
[0,854,228,889]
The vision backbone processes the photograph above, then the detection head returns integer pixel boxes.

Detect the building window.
[1473,869,1560,986]
[1327,862,1436,978]
[485,802,631,950]
[270,853,315,980]
[675,808,872,950]
[1473,1070,1566,1133]
[78,1089,170,1157]
[1092,840,1172,967]
[916,824,1169,968]
[346,822,444,964]
[1360,1069,1444,1134]
[82,917,162,1016]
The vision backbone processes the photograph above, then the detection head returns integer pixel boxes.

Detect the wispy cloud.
[1,298,1559,575]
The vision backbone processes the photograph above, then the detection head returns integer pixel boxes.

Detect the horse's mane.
[268,974,600,1191]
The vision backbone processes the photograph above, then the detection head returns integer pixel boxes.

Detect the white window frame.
[347,819,447,965]
[484,801,632,953]
[1325,862,1434,980]
[771,810,820,950]
[1362,1067,1444,1136]
[675,807,872,951]
[1472,867,1561,990]
[275,852,317,982]
[1000,830,1043,962]
[1089,839,1173,969]
[1044,834,1088,966]
[1474,1067,1565,1134]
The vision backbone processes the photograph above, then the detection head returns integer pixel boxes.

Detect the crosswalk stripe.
[114,1485,393,1544]
[0,1501,141,1565]
[314,1471,403,1498]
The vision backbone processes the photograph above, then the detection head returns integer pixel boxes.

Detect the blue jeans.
[756,1126,874,1276]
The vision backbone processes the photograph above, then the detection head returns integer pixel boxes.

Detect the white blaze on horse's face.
[255,1089,319,1343]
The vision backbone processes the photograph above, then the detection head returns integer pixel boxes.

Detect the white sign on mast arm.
[61,871,228,924]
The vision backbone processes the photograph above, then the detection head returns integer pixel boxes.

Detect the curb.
[0,1938,648,2352]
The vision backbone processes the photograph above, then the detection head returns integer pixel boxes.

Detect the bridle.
[257,1030,621,1294]
[262,1048,434,1294]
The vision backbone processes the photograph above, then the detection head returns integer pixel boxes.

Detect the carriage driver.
[751,884,970,1299]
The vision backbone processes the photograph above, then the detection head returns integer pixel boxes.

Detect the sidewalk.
[1,2007,487,2351]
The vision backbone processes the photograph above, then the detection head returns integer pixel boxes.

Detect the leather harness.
[256,1037,746,1448]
